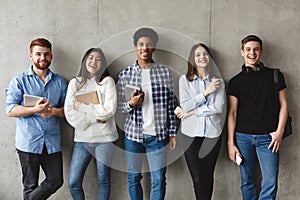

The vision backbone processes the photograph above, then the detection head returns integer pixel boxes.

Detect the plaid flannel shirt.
[117,61,177,143]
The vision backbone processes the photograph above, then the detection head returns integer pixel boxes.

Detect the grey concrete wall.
[1,0,299,199]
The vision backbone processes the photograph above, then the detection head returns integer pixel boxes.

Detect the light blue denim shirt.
[5,66,67,154]
[179,74,225,138]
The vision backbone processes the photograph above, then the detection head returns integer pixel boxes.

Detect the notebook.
[23,94,44,107]
[75,90,100,104]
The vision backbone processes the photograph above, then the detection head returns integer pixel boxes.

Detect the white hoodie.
[64,76,118,143]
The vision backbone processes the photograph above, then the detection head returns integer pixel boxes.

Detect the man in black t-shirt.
[227,35,288,200]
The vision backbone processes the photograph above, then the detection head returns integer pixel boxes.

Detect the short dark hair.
[133,27,158,47]
[30,38,52,53]
[241,35,263,50]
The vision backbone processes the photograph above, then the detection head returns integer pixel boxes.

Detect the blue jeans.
[68,142,114,200]
[235,132,279,200]
[125,136,167,200]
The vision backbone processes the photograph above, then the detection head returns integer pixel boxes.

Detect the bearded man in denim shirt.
[5,38,67,200]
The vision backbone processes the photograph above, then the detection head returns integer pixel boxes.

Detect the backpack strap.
[273,69,279,84]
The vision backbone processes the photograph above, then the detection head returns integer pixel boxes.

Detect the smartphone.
[235,153,242,166]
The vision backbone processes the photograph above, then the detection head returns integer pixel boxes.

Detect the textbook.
[75,90,100,104]
[23,94,44,107]
[125,84,141,101]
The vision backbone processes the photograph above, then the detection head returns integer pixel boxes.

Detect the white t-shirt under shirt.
[141,69,156,136]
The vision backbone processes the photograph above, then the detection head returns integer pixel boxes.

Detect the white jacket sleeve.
[79,77,117,121]
[64,78,95,131]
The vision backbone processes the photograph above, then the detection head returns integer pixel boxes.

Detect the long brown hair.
[186,43,213,82]
[76,48,109,89]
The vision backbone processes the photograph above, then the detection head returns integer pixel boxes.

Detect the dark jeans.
[183,135,221,200]
[17,147,63,200]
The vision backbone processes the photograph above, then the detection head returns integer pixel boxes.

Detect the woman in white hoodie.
[64,48,118,200]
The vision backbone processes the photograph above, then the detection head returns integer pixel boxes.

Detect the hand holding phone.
[174,106,183,114]
[128,88,144,107]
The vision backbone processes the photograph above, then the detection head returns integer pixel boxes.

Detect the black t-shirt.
[228,66,286,134]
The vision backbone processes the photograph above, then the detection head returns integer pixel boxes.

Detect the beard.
[34,60,51,70]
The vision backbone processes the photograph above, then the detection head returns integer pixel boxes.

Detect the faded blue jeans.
[68,142,114,200]
[124,135,167,200]
[235,132,279,200]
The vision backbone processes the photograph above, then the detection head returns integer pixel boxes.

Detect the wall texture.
[1,0,299,199]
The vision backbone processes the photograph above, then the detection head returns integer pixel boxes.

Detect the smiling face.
[30,45,52,70]
[86,51,102,78]
[135,36,155,66]
[194,46,210,69]
[241,41,263,68]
